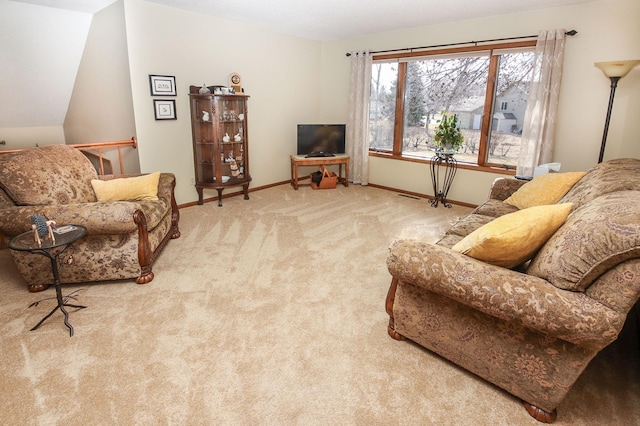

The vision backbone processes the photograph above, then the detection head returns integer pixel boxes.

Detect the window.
[368,42,536,168]
[369,61,397,152]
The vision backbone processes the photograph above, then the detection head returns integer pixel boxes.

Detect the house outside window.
[368,42,536,168]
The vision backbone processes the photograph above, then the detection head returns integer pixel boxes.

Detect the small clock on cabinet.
[229,73,242,93]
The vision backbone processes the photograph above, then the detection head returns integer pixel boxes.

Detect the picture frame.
[153,99,177,120]
[149,75,176,96]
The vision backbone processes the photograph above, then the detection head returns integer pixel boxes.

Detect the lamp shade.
[594,60,640,78]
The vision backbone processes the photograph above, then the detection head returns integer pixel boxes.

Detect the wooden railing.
[0,137,137,175]
[70,137,137,175]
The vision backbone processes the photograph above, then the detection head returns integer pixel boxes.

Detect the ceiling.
[13,0,595,41]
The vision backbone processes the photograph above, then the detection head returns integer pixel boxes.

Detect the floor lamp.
[594,60,640,163]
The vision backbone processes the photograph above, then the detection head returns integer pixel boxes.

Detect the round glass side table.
[9,225,87,336]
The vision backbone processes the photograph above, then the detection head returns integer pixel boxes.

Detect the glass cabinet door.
[191,96,217,184]
[216,96,248,182]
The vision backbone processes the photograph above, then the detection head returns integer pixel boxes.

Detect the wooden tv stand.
[290,154,349,190]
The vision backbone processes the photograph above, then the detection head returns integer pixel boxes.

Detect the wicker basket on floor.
[310,166,337,189]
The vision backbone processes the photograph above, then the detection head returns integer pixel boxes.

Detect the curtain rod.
[345,29,577,57]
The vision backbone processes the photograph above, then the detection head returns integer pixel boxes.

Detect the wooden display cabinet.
[189,86,251,206]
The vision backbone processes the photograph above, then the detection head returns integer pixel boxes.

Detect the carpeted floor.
[0,184,638,425]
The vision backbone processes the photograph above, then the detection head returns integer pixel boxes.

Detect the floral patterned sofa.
[0,144,180,292]
[385,158,640,423]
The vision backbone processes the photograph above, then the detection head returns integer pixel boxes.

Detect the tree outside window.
[368,42,536,168]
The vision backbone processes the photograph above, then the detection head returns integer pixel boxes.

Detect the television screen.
[297,124,346,156]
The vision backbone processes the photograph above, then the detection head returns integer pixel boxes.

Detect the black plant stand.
[430,151,457,208]
[9,225,87,336]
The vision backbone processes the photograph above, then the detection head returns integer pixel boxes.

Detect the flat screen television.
[297,124,346,156]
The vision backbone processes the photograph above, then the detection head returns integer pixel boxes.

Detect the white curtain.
[516,29,567,179]
[347,51,372,185]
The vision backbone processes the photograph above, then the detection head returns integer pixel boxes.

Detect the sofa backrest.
[0,187,14,209]
[0,144,98,206]
[559,158,640,209]
[527,190,640,294]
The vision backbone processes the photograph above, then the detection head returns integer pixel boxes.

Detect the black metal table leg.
[430,152,457,208]
[11,225,88,337]
[29,253,86,336]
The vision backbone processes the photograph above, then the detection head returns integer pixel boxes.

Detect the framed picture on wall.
[149,75,176,96]
[153,99,177,120]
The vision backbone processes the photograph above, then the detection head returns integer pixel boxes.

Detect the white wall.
[123,0,322,205]
[0,126,65,148]
[320,0,640,205]
[0,1,91,149]
[64,1,140,174]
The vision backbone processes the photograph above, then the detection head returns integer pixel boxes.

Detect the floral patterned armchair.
[386,158,640,423]
[0,144,180,292]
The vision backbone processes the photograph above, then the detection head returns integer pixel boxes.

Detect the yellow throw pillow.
[504,172,586,209]
[91,172,160,202]
[451,203,573,268]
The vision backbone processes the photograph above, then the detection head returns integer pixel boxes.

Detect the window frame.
[369,40,536,172]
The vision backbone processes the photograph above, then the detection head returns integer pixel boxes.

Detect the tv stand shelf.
[290,154,349,190]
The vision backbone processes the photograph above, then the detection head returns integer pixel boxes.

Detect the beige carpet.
[0,184,638,425]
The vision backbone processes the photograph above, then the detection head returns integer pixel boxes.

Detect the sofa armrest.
[0,173,177,237]
[387,238,626,348]
[488,177,527,201]
[156,173,176,204]
[0,201,145,236]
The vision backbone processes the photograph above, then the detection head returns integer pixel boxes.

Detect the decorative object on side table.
[434,111,464,152]
[9,225,88,336]
[30,214,56,246]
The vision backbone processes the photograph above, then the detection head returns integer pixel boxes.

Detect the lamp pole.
[598,76,620,163]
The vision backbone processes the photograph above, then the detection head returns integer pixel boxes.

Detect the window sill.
[369,151,516,176]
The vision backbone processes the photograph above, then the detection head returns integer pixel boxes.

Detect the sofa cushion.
[559,158,640,208]
[0,188,14,209]
[487,177,528,201]
[451,203,573,268]
[91,172,160,202]
[527,191,640,292]
[472,199,519,218]
[504,172,586,209]
[435,233,464,249]
[0,144,98,206]
[446,213,495,237]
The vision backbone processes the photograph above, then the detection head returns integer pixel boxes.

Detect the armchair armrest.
[387,239,625,348]
[488,177,527,201]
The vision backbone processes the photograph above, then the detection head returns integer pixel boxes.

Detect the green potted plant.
[434,111,464,152]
